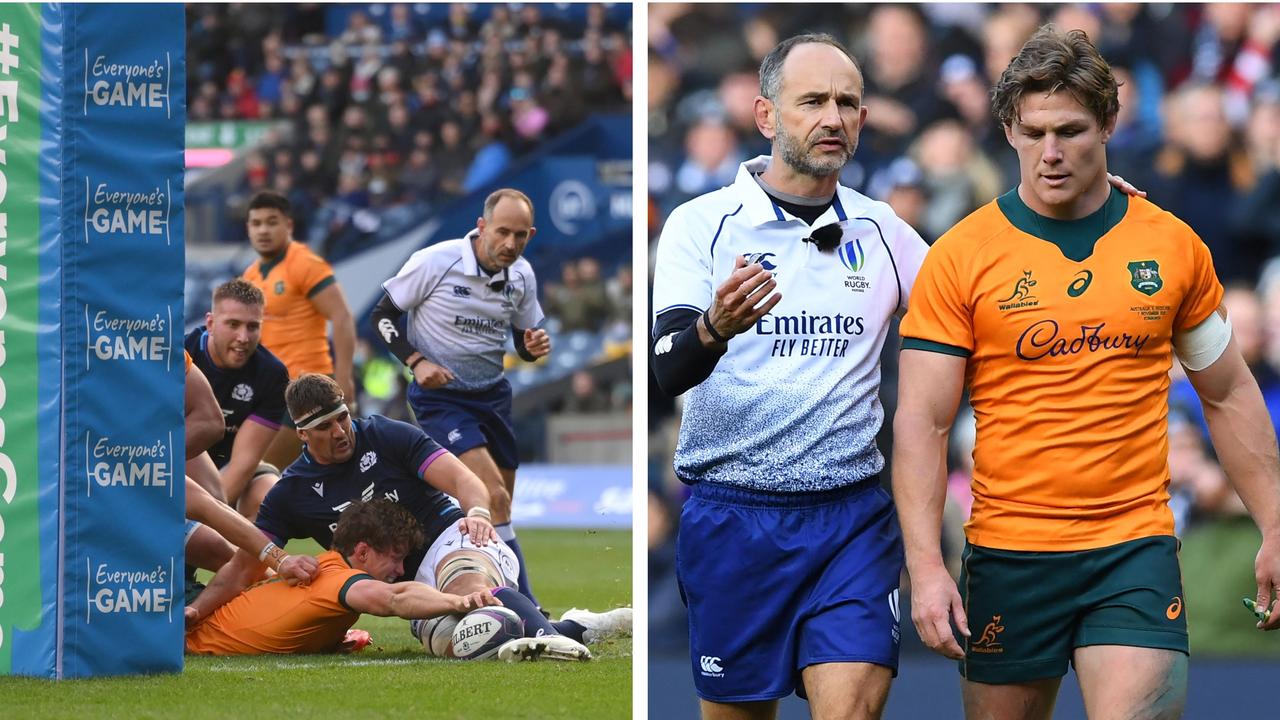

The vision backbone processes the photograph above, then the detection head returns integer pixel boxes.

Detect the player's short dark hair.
[247,191,292,217]
[991,25,1120,129]
[332,499,425,557]
[759,33,860,104]
[482,188,534,224]
[211,278,264,309]
[286,373,344,421]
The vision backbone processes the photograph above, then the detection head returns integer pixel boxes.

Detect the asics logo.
[1067,270,1093,297]
[700,656,723,674]
[1166,596,1183,620]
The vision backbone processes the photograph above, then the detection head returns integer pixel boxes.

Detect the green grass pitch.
[1,528,632,719]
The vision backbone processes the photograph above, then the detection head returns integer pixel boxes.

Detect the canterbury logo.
[1166,596,1183,620]
[699,656,723,674]
[377,317,398,343]
[1067,270,1093,297]
[973,615,1005,649]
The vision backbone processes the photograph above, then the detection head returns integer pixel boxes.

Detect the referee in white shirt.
[651,34,930,719]
[371,188,549,606]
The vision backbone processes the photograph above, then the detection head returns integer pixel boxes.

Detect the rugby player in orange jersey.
[893,25,1280,720]
[185,499,495,656]
[241,191,357,471]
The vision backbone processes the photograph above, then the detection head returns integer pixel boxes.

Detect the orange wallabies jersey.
[243,241,337,377]
[185,550,370,655]
[901,189,1223,551]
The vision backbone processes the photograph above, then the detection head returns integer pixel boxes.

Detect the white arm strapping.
[1173,310,1232,372]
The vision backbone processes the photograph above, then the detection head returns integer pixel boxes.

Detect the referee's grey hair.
[759,33,859,103]
[482,188,535,225]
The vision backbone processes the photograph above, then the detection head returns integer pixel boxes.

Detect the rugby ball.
[417,614,462,657]
[450,606,524,660]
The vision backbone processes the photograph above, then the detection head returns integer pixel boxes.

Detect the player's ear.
[1101,112,1118,143]
[754,95,776,140]
[205,311,214,331]
[526,226,536,243]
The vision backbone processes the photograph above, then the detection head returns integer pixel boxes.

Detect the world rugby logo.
[838,238,865,273]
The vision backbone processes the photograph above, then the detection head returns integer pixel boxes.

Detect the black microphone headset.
[802,223,843,253]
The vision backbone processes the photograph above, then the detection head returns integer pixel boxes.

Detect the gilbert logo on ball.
[451,607,524,660]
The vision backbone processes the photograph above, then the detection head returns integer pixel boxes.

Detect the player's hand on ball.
[705,254,782,344]
[413,359,455,389]
[524,328,551,358]
[910,564,970,659]
[456,590,501,613]
[278,554,320,586]
[459,516,497,546]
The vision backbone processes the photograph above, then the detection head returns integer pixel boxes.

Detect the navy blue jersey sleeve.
[376,416,448,479]
[253,480,295,546]
[248,359,289,429]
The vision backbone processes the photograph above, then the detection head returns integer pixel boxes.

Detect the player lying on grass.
[187,374,631,661]
[185,499,497,655]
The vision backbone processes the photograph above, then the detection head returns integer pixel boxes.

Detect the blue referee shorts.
[407,379,519,469]
[676,481,903,703]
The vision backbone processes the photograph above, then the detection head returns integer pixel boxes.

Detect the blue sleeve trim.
[857,216,901,312]
[708,204,744,260]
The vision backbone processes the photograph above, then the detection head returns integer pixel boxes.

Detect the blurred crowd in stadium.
[185,3,633,465]
[187,2,631,251]
[648,3,1280,656]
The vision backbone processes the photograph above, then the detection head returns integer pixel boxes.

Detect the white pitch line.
[203,651,633,673]
[206,658,422,672]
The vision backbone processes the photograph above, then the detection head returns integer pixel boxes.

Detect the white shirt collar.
[733,155,856,229]
[460,229,510,288]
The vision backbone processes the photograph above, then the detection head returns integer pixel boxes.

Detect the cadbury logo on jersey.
[1015,320,1150,361]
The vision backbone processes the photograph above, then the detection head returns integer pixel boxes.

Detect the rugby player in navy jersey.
[187,374,630,660]
[185,279,291,522]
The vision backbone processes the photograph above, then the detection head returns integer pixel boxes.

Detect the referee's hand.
[703,254,781,344]
[524,328,551,358]
[412,359,455,389]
